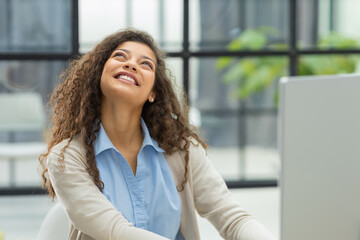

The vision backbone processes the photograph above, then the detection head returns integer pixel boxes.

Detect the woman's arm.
[47,140,168,240]
[189,143,277,240]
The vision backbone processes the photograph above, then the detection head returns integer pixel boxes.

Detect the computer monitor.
[279,74,360,240]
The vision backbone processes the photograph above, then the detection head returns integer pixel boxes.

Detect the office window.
[1,0,360,192]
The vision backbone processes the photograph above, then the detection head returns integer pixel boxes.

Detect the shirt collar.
[94,118,164,156]
[140,118,164,153]
[94,123,114,156]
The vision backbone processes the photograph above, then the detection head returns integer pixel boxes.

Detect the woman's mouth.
[114,73,139,86]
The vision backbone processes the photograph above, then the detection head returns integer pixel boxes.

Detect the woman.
[39,28,276,240]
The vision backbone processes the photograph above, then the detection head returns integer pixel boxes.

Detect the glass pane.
[132,0,183,51]
[201,114,242,180]
[164,58,184,113]
[162,0,183,51]
[191,57,288,110]
[243,81,280,109]
[0,60,66,187]
[190,58,240,111]
[79,0,127,53]
[244,114,279,179]
[298,0,360,49]
[190,0,289,51]
[79,0,183,53]
[0,0,72,53]
[165,58,183,84]
[242,56,288,109]
[0,61,66,113]
[298,54,360,75]
[190,57,283,180]
[165,57,183,89]
[196,112,279,181]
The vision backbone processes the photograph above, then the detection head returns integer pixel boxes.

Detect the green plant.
[299,33,360,75]
[217,28,360,100]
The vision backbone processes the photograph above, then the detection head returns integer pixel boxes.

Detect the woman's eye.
[142,62,153,69]
[114,52,126,59]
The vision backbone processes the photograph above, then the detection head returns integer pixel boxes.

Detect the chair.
[37,202,70,240]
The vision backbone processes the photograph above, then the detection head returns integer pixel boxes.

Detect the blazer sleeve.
[189,143,277,240]
[47,140,169,240]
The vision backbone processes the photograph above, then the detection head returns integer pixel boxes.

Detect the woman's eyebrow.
[114,48,130,54]
[114,48,156,66]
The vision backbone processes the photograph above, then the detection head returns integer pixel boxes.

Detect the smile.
[114,73,139,86]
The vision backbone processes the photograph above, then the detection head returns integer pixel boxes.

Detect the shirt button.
[136,201,141,206]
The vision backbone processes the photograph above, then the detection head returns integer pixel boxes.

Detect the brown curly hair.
[39,28,206,199]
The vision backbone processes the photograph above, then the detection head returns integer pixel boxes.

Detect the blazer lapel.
[165,151,200,240]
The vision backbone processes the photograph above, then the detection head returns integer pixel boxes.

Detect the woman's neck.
[100,98,143,152]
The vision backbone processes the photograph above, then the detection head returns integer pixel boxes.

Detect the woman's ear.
[148,92,156,103]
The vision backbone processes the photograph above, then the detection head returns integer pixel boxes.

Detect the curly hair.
[39,28,206,199]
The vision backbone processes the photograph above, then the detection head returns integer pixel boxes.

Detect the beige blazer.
[47,136,276,240]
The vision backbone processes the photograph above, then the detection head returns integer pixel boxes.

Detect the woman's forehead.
[114,41,156,59]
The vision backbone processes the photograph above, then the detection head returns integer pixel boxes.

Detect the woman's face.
[100,41,157,107]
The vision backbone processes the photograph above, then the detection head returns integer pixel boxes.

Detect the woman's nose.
[124,62,137,72]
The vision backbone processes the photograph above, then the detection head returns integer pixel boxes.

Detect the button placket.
[132,150,148,229]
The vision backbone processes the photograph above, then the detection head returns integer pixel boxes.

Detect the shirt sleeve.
[47,141,169,240]
[189,143,277,240]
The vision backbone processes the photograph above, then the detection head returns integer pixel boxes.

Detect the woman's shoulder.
[166,137,207,165]
[50,135,85,154]
[47,134,87,166]
[185,137,207,157]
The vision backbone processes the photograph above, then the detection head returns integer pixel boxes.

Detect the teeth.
[118,75,136,85]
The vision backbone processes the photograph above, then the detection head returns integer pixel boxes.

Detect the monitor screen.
[279,74,360,240]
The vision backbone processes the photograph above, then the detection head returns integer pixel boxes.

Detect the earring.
[149,97,154,103]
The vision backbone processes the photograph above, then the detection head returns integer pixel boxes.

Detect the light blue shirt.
[94,119,184,240]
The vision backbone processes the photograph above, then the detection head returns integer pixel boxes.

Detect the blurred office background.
[1,0,360,239]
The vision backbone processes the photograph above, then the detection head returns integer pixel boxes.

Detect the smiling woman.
[38,28,276,240]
